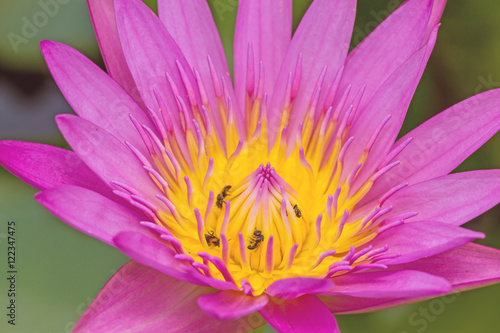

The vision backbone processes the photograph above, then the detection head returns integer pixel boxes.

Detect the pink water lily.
[1,0,500,332]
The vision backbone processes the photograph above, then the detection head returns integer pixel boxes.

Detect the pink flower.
[1,0,500,332]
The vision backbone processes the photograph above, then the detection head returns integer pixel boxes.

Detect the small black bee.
[216,185,232,209]
[293,204,302,218]
[205,230,220,247]
[247,230,264,250]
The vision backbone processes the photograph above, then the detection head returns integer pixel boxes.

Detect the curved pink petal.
[114,0,201,129]
[268,0,356,145]
[389,243,500,293]
[56,114,159,201]
[86,0,142,106]
[234,0,292,111]
[363,88,500,205]
[259,294,340,333]
[367,221,484,265]
[157,0,237,133]
[337,0,434,114]
[381,170,500,226]
[323,270,450,298]
[425,0,447,41]
[0,141,108,194]
[74,261,265,333]
[345,29,437,187]
[198,290,268,320]
[113,231,237,291]
[41,40,153,156]
[266,277,334,300]
[35,185,153,246]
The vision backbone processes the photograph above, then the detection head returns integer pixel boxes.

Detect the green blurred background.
[1,0,500,332]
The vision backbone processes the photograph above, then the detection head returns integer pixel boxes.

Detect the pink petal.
[345,29,437,187]
[234,0,292,110]
[259,295,340,333]
[389,243,500,293]
[74,261,265,333]
[268,0,356,144]
[41,40,153,156]
[198,290,269,320]
[266,277,335,300]
[114,0,200,128]
[337,0,434,113]
[113,231,237,291]
[56,114,159,201]
[363,88,500,204]
[320,294,407,314]
[157,0,237,132]
[323,270,450,298]
[425,0,447,41]
[35,185,153,246]
[367,221,484,265]
[86,0,143,106]
[381,170,500,226]
[0,141,108,194]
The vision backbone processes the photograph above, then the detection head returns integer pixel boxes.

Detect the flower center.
[120,56,404,295]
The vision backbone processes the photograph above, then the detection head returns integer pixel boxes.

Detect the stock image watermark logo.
[475,74,500,94]
[7,0,72,54]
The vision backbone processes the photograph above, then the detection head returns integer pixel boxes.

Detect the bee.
[204,230,220,247]
[247,230,264,250]
[293,204,302,218]
[216,185,232,209]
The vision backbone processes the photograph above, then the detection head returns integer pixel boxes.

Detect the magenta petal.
[389,243,500,293]
[266,277,334,300]
[35,185,153,246]
[113,231,237,291]
[234,0,292,110]
[323,270,450,298]
[382,170,500,226]
[74,261,264,333]
[114,0,200,128]
[41,40,153,155]
[364,88,500,204]
[368,221,484,265]
[344,30,437,187]
[0,141,108,194]
[198,290,268,320]
[259,295,340,333]
[269,0,355,144]
[86,0,142,106]
[338,0,433,113]
[56,114,159,200]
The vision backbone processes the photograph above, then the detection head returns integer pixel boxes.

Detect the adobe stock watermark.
[475,74,500,94]
[399,292,461,333]
[7,0,72,54]
[210,0,238,21]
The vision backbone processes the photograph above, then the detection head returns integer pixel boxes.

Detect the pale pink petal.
[323,270,450,298]
[367,221,484,265]
[113,231,237,291]
[157,0,237,132]
[41,40,153,155]
[363,88,500,204]
[259,295,340,333]
[234,0,292,111]
[198,290,268,320]
[74,261,265,333]
[86,0,142,106]
[389,243,500,293]
[381,170,500,226]
[35,185,153,246]
[266,277,334,300]
[114,0,200,128]
[338,0,434,113]
[345,29,437,187]
[425,0,447,41]
[268,0,355,144]
[56,114,159,201]
[0,141,108,194]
